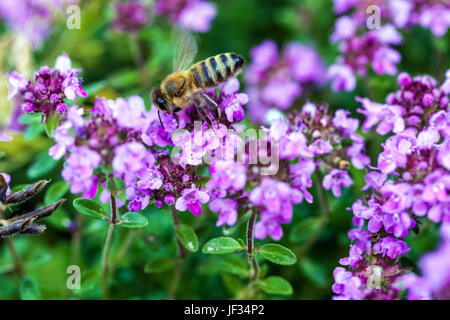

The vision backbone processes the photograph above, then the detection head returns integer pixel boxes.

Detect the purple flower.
[332,267,363,300]
[154,0,216,32]
[331,16,356,42]
[127,186,151,212]
[7,53,86,118]
[290,159,315,203]
[0,0,78,48]
[250,178,302,240]
[327,64,356,92]
[0,131,12,142]
[207,161,247,193]
[322,169,353,197]
[372,47,401,75]
[419,5,450,37]
[136,166,164,190]
[113,0,151,33]
[112,142,150,185]
[218,78,248,123]
[339,244,364,268]
[245,40,325,122]
[373,237,410,260]
[283,43,326,84]
[175,185,209,216]
[49,122,75,160]
[178,0,216,32]
[209,198,238,227]
[254,211,284,241]
[356,97,405,135]
[62,147,101,198]
[404,240,450,300]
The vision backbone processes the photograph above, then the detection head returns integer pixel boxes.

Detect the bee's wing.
[172,27,198,72]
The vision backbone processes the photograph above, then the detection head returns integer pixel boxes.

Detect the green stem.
[5,238,24,279]
[71,210,82,265]
[129,34,145,69]
[101,195,117,300]
[169,206,185,299]
[315,170,330,217]
[0,210,24,279]
[112,230,136,266]
[247,209,258,282]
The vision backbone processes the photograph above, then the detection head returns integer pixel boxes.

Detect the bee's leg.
[195,104,215,132]
[173,112,180,129]
[158,110,165,130]
[201,93,220,128]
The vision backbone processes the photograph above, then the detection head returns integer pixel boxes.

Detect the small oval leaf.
[258,244,297,265]
[259,276,293,295]
[44,181,70,205]
[289,217,323,243]
[119,212,148,228]
[73,198,108,220]
[27,153,58,179]
[202,237,242,254]
[175,224,198,252]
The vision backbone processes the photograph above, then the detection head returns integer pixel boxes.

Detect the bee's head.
[151,88,171,113]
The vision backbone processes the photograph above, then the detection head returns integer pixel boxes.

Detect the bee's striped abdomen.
[190,53,245,89]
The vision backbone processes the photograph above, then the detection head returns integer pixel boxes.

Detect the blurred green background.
[0,0,447,299]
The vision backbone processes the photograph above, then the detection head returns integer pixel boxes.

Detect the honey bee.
[151,29,245,128]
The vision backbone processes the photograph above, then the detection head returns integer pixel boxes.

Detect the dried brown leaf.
[6,180,50,204]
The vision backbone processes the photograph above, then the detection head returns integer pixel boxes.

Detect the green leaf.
[175,224,198,252]
[144,258,175,273]
[20,278,42,300]
[202,237,242,254]
[44,181,70,205]
[257,244,297,265]
[119,212,148,228]
[27,152,58,179]
[45,112,59,137]
[106,177,126,202]
[212,255,249,278]
[258,276,293,295]
[73,198,108,220]
[24,122,44,140]
[299,257,329,288]
[18,113,41,125]
[289,217,323,243]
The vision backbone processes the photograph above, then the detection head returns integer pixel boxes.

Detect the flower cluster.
[245,40,326,123]
[332,70,450,300]
[333,0,450,37]
[112,0,151,33]
[168,78,248,167]
[401,232,450,300]
[126,78,248,216]
[0,0,79,47]
[206,102,369,240]
[7,54,87,119]
[50,95,153,200]
[328,17,402,92]
[127,150,209,216]
[154,0,217,32]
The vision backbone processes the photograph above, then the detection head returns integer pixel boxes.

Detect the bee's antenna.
[158,110,165,130]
